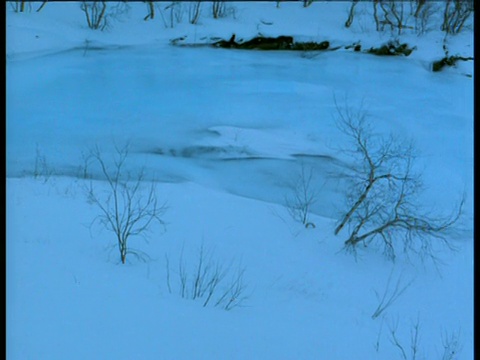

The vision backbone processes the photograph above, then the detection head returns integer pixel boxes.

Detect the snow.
[6,2,473,359]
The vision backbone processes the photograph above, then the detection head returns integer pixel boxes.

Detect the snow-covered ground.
[6,2,473,359]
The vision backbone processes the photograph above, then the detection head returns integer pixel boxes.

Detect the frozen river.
[6,43,473,219]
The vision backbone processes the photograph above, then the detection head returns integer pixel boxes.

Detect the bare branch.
[333,99,463,263]
[143,1,154,21]
[372,269,414,319]
[442,0,473,34]
[167,245,249,311]
[85,145,167,264]
[410,316,421,360]
[345,0,359,28]
[285,164,321,227]
[388,317,408,360]
[441,329,463,360]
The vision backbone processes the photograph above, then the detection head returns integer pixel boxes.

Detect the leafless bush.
[143,1,154,21]
[381,317,463,359]
[345,0,472,36]
[86,144,167,264]
[211,1,235,19]
[8,0,46,12]
[373,0,414,35]
[188,1,202,25]
[345,0,360,28]
[156,4,169,28]
[33,144,54,182]
[188,1,202,24]
[371,269,414,319]
[165,245,249,311]
[441,0,473,34]
[9,1,31,13]
[411,0,426,18]
[333,99,464,263]
[373,1,383,31]
[440,329,463,360]
[285,164,320,228]
[413,1,439,35]
[216,266,248,311]
[212,1,225,18]
[387,316,422,360]
[80,1,130,31]
[78,150,94,179]
[81,1,108,30]
[162,1,184,28]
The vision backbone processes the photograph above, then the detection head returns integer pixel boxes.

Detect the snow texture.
[7,2,473,359]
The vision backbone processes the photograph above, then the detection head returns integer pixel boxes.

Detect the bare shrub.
[188,1,202,25]
[381,317,463,359]
[440,329,463,360]
[143,1,154,21]
[344,0,472,36]
[86,144,167,264]
[333,98,464,263]
[285,164,320,228]
[156,3,170,29]
[411,0,426,18]
[81,1,108,30]
[10,0,44,13]
[80,1,130,31]
[387,316,422,360]
[413,1,439,35]
[441,0,473,34]
[78,150,94,179]
[373,0,414,35]
[345,0,360,28]
[33,144,54,182]
[212,1,235,19]
[371,269,414,319]
[216,266,248,311]
[212,1,225,18]
[9,1,31,13]
[165,245,249,311]
[163,1,184,28]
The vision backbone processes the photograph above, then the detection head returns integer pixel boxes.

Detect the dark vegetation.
[213,34,296,50]
[367,40,416,56]
[209,34,417,58]
[432,55,474,72]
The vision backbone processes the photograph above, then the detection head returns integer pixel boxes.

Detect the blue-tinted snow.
[7,2,473,359]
